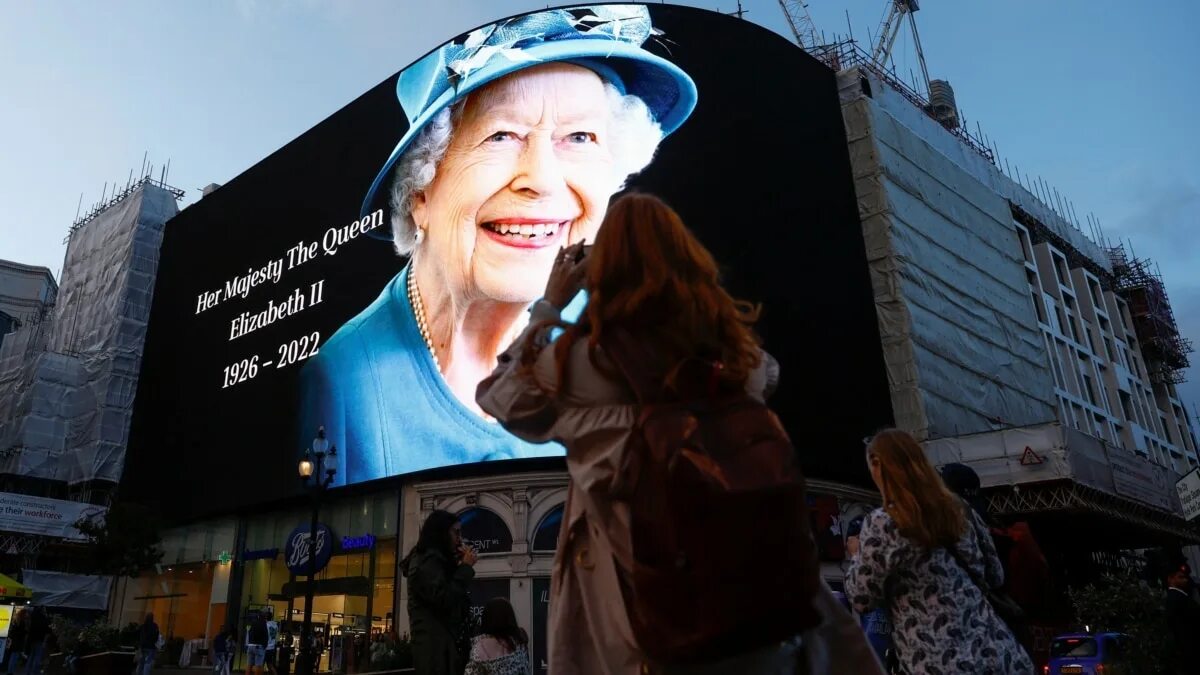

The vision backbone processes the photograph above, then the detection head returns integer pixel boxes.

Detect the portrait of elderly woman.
[298,5,697,485]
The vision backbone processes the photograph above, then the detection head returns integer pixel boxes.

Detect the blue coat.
[298,266,564,486]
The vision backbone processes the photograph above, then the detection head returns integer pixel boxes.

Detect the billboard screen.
[125,3,893,518]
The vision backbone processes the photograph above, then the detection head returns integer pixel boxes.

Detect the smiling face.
[410,62,620,304]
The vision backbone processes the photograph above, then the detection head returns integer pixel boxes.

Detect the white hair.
[388,81,664,256]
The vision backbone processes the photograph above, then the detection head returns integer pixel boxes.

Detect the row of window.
[1014,219,1198,471]
[459,504,562,554]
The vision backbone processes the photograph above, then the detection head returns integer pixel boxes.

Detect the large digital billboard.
[125,3,893,518]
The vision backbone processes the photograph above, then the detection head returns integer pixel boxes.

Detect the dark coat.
[401,548,474,675]
[139,620,160,650]
[1167,587,1200,671]
[7,618,27,655]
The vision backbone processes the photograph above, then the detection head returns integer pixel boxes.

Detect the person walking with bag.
[478,192,883,675]
[845,429,1033,674]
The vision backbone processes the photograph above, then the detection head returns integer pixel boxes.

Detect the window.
[1031,291,1047,324]
[1103,336,1115,363]
[1089,279,1102,308]
[458,507,513,555]
[1053,254,1070,288]
[1119,391,1134,422]
[532,505,564,552]
[1015,226,1034,263]
[1082,373,1098,407]
[1051,637,1097,658]
[1066,311,1081,343]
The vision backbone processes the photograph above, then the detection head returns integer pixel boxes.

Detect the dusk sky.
[2,0,1196,415]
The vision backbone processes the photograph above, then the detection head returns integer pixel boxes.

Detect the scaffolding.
[807,39,996,166]
[1108,244,1192,385]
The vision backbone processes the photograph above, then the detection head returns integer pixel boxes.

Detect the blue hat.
[360,4,698,235]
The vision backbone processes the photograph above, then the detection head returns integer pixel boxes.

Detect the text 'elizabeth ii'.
[193,209,384,316]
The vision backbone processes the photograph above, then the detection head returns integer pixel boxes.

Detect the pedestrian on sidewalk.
[465,598,530,675]
[5,609,28,675]
[1165,562,1200,674]
[138,614,161,675]
[845,429,1034,674]
[246,611,269,675]
[212,625,234,675]
[400,510,477,675]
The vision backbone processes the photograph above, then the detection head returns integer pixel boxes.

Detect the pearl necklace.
[407,269,440,369]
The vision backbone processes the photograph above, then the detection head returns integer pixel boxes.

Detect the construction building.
[792,4,1199,575]
[0,174,183,593]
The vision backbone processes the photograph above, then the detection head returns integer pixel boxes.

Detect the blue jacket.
[298,266,563,486]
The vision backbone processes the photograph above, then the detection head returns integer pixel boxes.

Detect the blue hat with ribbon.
[360,4,698,230]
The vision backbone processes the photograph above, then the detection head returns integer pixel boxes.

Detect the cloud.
[1108,177,1200,275]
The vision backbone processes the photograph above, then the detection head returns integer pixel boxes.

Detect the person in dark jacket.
[24,608,49,675]
[138,614,160,675]
[212,625,235,675]
[5,608,28,675]
[246,611,270,675]
[400,510,477,675]
[1166,563,1200,674]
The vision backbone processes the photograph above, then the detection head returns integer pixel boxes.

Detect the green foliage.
[73,502,164,578]
[369,633,414,670]
[118,623,141,649]
[1068,569,1172,675]
[49,616,124,656]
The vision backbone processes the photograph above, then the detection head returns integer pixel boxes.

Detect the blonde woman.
[845,429,1033,674]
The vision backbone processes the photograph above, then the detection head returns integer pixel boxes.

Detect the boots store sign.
[285,523,334,574]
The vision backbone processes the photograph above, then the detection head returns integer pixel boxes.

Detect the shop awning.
[0,574,33,603]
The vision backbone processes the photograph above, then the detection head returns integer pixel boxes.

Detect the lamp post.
[296,426,336,675]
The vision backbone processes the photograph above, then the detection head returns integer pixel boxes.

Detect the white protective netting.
[0,185,178,485]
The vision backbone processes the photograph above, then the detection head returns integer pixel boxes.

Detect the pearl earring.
[414,227,425,245]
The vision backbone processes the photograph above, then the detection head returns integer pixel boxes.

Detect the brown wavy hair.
[540,192,762,392]
[868,428,965,549]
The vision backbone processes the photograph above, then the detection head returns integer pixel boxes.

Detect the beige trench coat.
[477,302,883,675]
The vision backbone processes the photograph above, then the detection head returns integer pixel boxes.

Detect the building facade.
[830,46,1199,560]
[0,259,57,328]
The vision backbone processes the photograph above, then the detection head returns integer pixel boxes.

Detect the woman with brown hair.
[464,598,530,675]
[845,429,1033,674]
[477,193,881,674]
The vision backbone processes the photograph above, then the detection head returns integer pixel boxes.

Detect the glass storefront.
[113,517,237,659]
[237,491,398,673]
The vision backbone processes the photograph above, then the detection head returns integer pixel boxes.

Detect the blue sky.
[2,0,1197,413]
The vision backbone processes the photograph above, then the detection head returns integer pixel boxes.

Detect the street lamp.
[296,426,336,675]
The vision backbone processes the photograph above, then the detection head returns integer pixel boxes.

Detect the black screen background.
[123,4,893,520]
